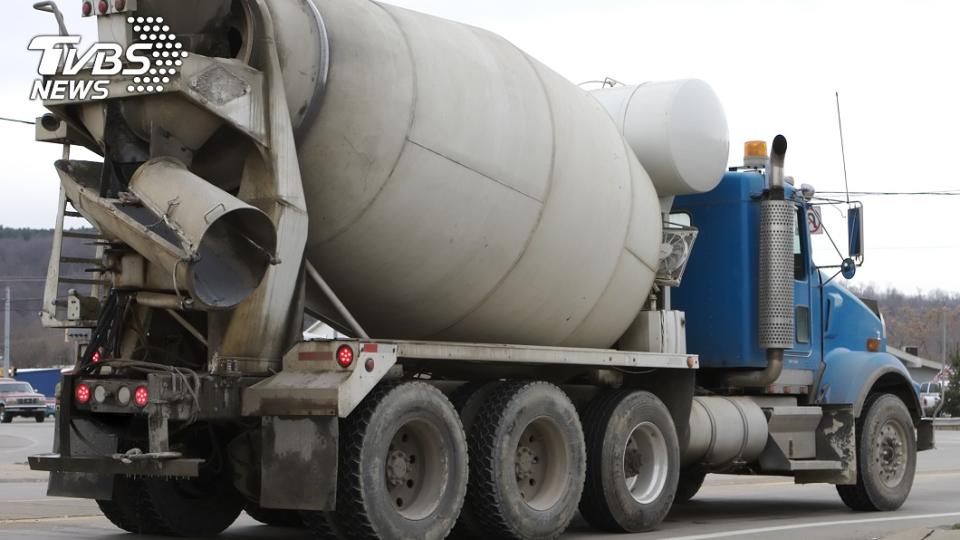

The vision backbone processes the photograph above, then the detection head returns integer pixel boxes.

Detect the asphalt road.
[1,418,958,540]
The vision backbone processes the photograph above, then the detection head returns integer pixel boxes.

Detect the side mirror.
[847,205,864,260]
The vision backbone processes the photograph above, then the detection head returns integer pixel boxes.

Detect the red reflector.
[336,345,354,368]
[362,343,379,353]
[75,383,91,404]
[134,386,149,407]
[82,1,92,16]
[299,351,332,362]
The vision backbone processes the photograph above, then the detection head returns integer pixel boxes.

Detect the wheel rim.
[514,416,569,511]
[623,421,669,504]
[875,418,908,488]
[385,418,446,520]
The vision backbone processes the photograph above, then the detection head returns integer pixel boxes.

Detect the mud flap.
[917,418,935,451]
[260,416,338,511]
[47,416,117,500]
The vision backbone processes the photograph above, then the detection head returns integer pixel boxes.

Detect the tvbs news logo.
[28,16,186,101]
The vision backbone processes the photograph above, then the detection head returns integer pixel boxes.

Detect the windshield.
[0,382,34,393]
[924,383,942,393]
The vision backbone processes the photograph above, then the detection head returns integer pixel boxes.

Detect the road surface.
[1,418,958,539]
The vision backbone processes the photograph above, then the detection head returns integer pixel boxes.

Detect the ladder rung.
[62,231,103,240]
[64,211,83,218]
[58,277,109,285]
[60,257,101,265]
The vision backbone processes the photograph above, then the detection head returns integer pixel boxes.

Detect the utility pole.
[3,286,9,378]
[943,307,948,365]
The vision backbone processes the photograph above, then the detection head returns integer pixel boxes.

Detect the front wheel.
[0,407,11,423]
[837,393,917,511]
[35,412,45,423]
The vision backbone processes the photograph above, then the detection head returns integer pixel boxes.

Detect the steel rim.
[514,416,568,511]
[623,421,669,504]
[385,418,446,520]
[875,418,908,488]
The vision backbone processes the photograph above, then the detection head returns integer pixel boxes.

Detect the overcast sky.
[1,0,958,294]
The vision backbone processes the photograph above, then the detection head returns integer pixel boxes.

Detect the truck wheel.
[0,407,11,423]
[300,511,340,539]
[136,426,244,536]
[96,476,173,535]
[579,390,679,532]
[837,393,917,511]
[244,501,303,528]
[449,382,498,539]
[35,412,45,423]
[673,467,707,504]
[332,381,468,540]
[466,381,585,540]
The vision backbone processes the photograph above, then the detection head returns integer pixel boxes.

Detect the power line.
[0,116,35,126]
[819,191,960,197]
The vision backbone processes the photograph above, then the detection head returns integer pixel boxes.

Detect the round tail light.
[134,386,149,407]
[336,345,354,368]
[82,2,92,16]
[75,383,91,404]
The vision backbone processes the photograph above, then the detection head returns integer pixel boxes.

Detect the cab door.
[786,204,817,373]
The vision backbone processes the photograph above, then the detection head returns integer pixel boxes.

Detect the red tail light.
[134,386,149,407]
[336,345,354,368]
[82,1,92,16]
[91,350,101,364]
[75,383,91,404]
[98,0,108,14]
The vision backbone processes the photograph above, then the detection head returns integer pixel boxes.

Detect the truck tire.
[244,501,303,528]
[466,381,586,540]
[449,381,498,539]
[837,393,916,511]
[133,425,244,536]
[300,510,340,540]
[579,390,679,532]
[0,406,11,423]
[332,381,468,540]
[673,467,707,504]
[140,475,243,536]
[96,476,174,535]
[35,412,45,423]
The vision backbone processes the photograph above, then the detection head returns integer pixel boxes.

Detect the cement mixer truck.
[26,0,932,538]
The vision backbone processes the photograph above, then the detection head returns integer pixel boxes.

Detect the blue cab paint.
[672,171,919,416]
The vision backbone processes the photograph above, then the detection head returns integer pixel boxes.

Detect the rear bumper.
[29,453,202,477]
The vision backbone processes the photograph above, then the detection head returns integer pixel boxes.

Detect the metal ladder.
[39,186,107,329]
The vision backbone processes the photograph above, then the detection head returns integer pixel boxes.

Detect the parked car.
[0,378,47,423]
[919,382,944,417]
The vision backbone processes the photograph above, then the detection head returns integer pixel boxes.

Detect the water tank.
[273,0,666,347]
[592,80,730,197]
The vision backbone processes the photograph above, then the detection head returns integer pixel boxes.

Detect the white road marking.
[665,512,960,539]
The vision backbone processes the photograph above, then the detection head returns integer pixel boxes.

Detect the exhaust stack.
[56,158,277,310]
[725,135,794,387]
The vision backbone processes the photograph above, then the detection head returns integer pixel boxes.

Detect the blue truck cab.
[668,141,931,511]
[674,167,924,420]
